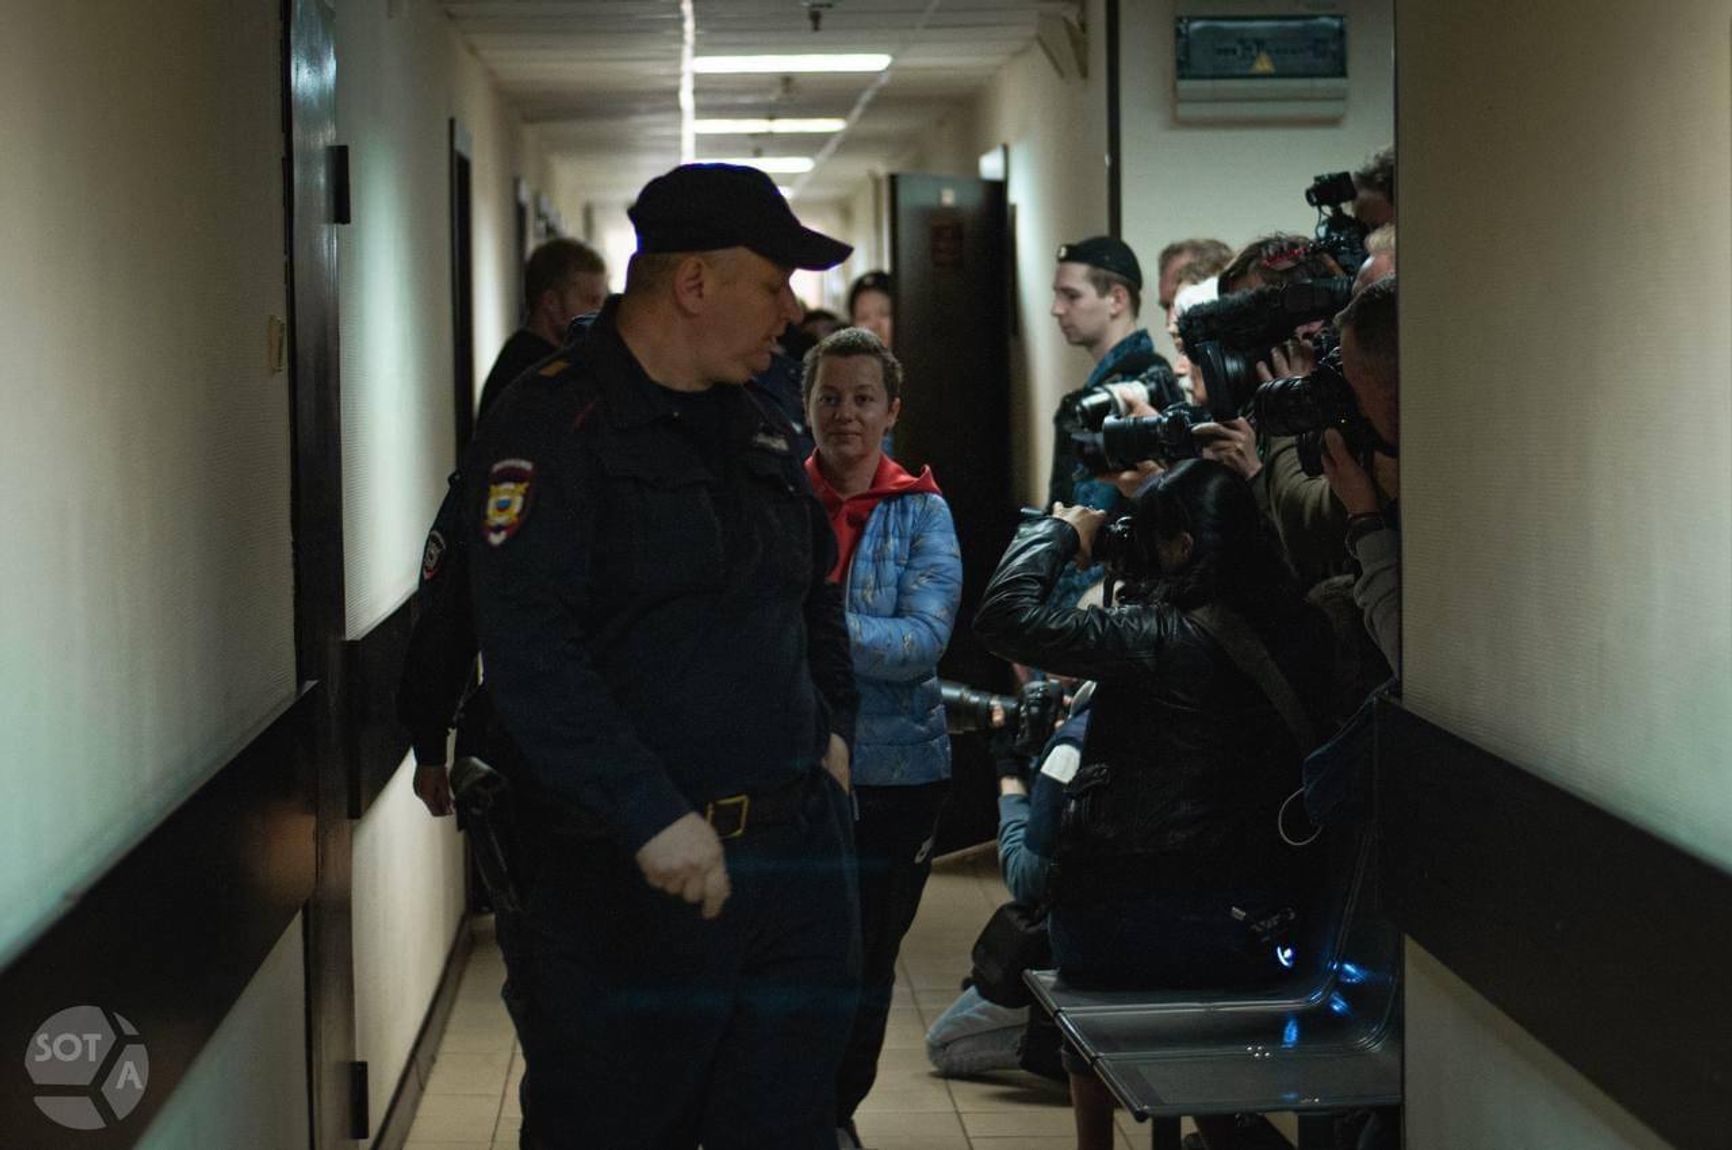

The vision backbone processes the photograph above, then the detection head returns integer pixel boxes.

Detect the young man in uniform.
[465,163,861,1150]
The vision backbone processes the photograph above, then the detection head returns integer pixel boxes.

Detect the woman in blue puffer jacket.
[801,326,963,1145]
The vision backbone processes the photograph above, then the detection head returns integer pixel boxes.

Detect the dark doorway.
[450,121,475,459]
[282,0,356,1145]
[889,173,1014,853]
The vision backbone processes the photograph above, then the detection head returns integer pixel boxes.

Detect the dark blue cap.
[629,163,852,271]
[1056,235,1143,290]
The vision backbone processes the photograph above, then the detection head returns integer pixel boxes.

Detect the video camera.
[1070,361,1183,431]
[1176,274,1355,418]
[1072,402,1213,475]
[1305,170,1371,273]
[1252,345,1388,477]
[940,678,1066,758]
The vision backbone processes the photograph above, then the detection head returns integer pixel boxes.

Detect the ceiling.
[443,0,1073,205]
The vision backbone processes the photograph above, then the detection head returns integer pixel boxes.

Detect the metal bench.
[1023,833,1403,1149]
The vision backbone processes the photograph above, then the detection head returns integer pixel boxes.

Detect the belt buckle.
[706,793,750,840]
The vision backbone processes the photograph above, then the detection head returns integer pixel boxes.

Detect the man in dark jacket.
[1045,236,1183,512]
[475,237,607,423]
[465,163,861,1150]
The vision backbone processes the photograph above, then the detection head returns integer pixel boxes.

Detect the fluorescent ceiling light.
[693,54,892,75]
[711,156,815,174]
[694,118,848,135]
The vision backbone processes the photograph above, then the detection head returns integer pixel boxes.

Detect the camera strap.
[1185,603,1325,848]
[1183,603,1319,755]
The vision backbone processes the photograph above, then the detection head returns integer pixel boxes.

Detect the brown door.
[282,0,358,1144]
[890,173,1013,852]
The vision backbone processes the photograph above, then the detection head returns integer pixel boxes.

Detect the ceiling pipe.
[787,0,943,198]
[679,0,696,163]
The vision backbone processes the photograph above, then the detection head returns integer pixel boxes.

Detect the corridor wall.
[333,0,544,1137]
[1398,2,1732,1145]
[0,0,295,969]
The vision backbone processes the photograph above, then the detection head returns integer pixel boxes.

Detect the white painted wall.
[334,2,532,1133]
[352,756,468,1141]
[0,0,295,966]
[1399,2,1732,1145]
[336,0,543,637]
[969,0,1111,504]
[1118,0,1395,360]
[135,917,310,1150]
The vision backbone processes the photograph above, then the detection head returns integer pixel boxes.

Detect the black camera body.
[940,679,1066,758]
[1089,514,1143,578]
[1071,360,1183,431]
[1306,169,1370,275]
[1071,402,1212,475]
[1251,345,1382,477]
[1177,276,1355,416]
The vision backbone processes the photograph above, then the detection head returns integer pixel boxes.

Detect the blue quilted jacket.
[843,489,964,787]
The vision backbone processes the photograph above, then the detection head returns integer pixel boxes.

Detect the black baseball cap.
[629,163,852,271]
[1056,235,1143,291]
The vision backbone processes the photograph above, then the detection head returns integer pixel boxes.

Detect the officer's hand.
[413,763,454,818]
[822,733,851,792]
[635,813,731,919]
[1193,419,1262,481]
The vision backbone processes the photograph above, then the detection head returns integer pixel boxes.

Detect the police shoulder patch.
[537,358,569,377]
[420,529,447,581]
[750,428,791,455]
[484,459,536,546]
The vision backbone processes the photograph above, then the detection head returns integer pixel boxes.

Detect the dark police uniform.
[466,296,862,1150]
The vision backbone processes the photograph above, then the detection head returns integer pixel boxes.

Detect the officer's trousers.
[507,771,860,1150]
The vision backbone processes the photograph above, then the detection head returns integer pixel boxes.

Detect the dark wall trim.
[1105,0,1122,238]
[346,595,416,819]
[0,688,319,1148]
[1377,699,1732,1150]
[370,920,474,1150]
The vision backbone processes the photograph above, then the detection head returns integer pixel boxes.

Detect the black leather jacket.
[974,517,1333,894]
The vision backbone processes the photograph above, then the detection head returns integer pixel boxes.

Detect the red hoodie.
[805,453,943,584]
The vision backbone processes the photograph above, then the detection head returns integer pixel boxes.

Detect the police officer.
[465,163,862,1150]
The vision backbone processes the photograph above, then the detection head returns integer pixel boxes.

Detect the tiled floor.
[402,849,1179,1150]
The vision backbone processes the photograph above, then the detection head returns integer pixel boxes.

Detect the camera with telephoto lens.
[1251,344,1383,477]
[1176,274,1355,419]
[1306,170,1371,274]
[1070,360,1182,431]
[940,679,1066,757]
[1071,403,1213,475]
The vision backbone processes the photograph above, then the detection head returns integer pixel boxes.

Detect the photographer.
[1182,240,1361,587]
[1045,237,1183,513]
[1322,276,1400,669]
[974,460,1333,1150]
[923,690,1088,1079]
[1352,145,1396,231]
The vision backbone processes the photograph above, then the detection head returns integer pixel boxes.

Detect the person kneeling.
[974,459,1334,1150]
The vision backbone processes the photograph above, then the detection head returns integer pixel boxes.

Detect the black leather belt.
[704,772,818,840]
